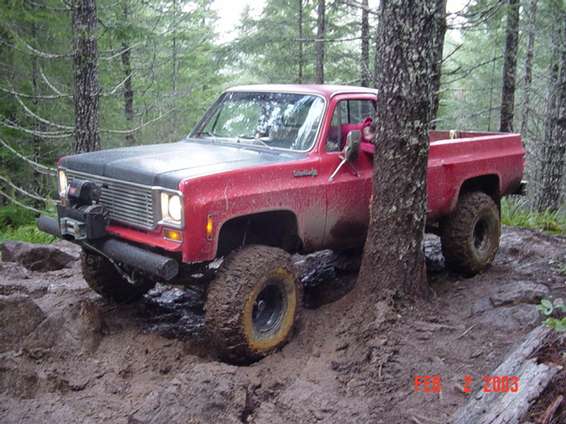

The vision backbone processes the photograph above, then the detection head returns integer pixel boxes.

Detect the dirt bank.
[1,226,565,423]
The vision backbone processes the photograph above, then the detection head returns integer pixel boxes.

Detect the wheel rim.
[473,216,491,254]
[252,283,285,336]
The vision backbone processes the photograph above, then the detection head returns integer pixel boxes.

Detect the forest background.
[0,0,564,241]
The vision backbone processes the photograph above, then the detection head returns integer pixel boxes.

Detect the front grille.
[66,170,155,230]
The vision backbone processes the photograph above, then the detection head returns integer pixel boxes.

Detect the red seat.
[339,117,374,148]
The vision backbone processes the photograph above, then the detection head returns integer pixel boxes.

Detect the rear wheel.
[440,192,501,276]
[205,245,302,363]
[80,249,155,303]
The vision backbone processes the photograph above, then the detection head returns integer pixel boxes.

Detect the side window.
[348,100,376,123]
[326,99,376,153]
[326,101,348,152]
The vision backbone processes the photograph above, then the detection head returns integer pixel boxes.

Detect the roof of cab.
[226,84,377,98]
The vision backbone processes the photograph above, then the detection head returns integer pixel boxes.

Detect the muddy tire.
[441,191,501,276]
[205,245,302,363]
[80,249,155,303]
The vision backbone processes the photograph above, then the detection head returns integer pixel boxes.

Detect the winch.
[58,179,108,240]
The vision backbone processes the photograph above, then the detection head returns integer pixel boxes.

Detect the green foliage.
[537,298,566,332]
[0,224,56,244]
[231,0,367,84]
[0,205,36,228]
[0,205,56,244]
[501,198,566,235]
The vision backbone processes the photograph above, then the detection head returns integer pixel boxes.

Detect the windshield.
[191,91,325,151]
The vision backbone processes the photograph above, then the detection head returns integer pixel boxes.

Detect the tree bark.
[360,0,370,87]
[121,0,135,145]
[499,0,520,133]
[72,0,101,153]
[430,0,447,128]
[536,12,566,212]
[315,0,325,84]
[520,0,538,137]
[357,0,437,302]
[298,0,304,83]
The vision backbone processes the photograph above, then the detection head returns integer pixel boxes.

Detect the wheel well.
[217,211,301,257]
[459,174,500,201]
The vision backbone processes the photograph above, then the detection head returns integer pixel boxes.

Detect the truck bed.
[360,130,525,219]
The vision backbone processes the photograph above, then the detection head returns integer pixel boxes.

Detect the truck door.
[320,95,375,249]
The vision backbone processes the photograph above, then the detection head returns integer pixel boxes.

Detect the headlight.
[58,170,68,197]
[168,195,182,221]
[160,192,183,226]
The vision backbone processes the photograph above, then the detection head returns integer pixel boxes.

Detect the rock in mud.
[489,281,549,307]
[0,240,78,272]
[0,294,45,353]
[0,262,31,281]
[129,363,249,424]
[23,299,108,356]
[479,304,540,331]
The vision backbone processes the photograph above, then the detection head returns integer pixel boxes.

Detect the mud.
[0,226,565,423]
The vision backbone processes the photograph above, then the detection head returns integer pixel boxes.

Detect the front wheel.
[205,245,302,363]
[440,191,501,276]
[81,249,156,303]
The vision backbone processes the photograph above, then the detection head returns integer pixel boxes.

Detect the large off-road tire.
[441,191,501,276]
[80,249,155,303]
[205,245,302,363]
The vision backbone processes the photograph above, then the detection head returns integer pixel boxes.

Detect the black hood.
[59,139,304,190]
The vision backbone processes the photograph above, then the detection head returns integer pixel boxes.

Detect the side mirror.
[344,130,361,162]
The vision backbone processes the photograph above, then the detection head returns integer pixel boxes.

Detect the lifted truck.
[38,84,525,362]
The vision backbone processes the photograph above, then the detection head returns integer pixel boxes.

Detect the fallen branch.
[540,395,563,424]
[450,325,561,424]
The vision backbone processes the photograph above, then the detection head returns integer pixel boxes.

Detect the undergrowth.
[0,205,56,244]
[501,198,566,235]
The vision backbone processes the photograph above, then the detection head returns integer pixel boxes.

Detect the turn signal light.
[164,228,183,242]
[206,216,214,239]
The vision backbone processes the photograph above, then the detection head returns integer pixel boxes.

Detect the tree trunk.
[121,0,135,145]
[536,12,566,212]
[298,0,303,83]
[315,0,325,84]
[357,0,437,302]
[72,0,101,153]
[430,0,447,128]
[372,14,379,88]
[520,0,538,137]
[499,0,520,133]
[30,4,44,208]
[171,0,178,127]
[360,0,370,87]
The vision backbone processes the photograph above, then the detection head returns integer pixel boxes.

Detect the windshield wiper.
[237,135,273,150]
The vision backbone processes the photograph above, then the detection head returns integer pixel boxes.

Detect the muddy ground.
[0,226,565,424]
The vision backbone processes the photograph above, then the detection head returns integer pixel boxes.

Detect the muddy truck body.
[38,84,526,362]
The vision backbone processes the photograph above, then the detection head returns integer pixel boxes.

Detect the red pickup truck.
[38,84,525,362]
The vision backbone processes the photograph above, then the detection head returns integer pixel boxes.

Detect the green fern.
[501,198,566,235]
